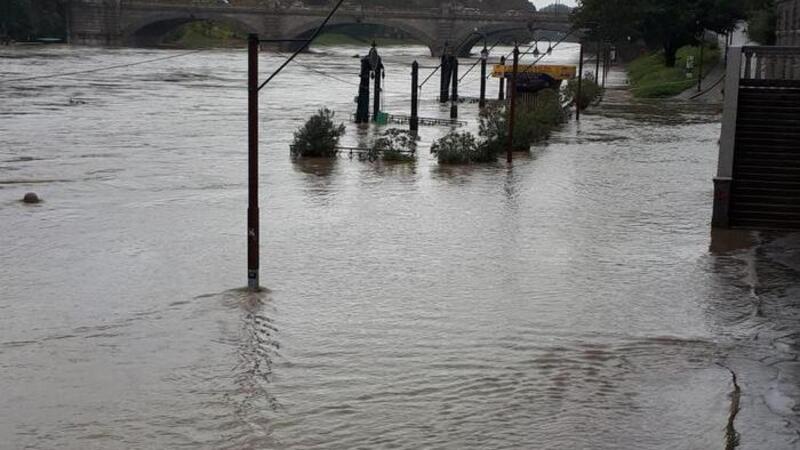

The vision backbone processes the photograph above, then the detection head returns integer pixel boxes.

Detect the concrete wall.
[777,0,800,46]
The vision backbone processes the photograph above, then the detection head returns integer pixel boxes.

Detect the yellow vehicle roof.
[491,64,577,80]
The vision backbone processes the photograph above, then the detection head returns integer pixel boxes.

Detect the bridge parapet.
[68,0,571,55]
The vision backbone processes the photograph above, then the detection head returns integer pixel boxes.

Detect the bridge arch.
[283,17,439,55]
[122,13,261,47]
[451,22,574,56]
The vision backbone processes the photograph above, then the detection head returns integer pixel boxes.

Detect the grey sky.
[530,0,577,9]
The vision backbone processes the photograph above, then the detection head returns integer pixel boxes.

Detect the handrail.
[739,45,800,81]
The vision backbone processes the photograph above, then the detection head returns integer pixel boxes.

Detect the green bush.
[431,131,496,164]
[372,128,417,162]
[290,108,346,158]
[479,89,566,154]
[565,78,603,110]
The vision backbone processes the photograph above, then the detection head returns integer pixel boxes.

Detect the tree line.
[1,0,66,41]
[571,0,777,67]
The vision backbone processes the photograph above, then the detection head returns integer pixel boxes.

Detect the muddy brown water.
[1,43,799,449]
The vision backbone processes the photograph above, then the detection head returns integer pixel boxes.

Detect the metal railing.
[741,46,800,81]
[118,0,569,23]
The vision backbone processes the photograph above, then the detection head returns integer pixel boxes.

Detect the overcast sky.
[530,0,577,9]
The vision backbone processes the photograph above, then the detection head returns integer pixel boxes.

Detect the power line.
[275,52,359,87]
[0,49,205,84]
[257,0,345,91]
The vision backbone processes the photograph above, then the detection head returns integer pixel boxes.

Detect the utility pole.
[451,57,459,119]
[507,45,519,164]
[247,33,260,291]
[498,55,506,100]
[595,41,601,82]
[411,61,419,132]
[479,45,488,109]
[373,56,382,122]
[576,42,584,121]
[698,41,705,93]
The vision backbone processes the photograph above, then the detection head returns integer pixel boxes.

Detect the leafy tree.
[0,0,66,41]
[745,0,776,44]
[290,109,346,158]
[431,131,495,164]
[572,0,748,67]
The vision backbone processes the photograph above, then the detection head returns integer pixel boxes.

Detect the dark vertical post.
[698,43,705,92]
[440,54,450,103]
[576,42,584,121]
[479,48,488,109]
[507,45,519,164]
[451,57,459,119]
[411,60,419,132]
[601,45,608,88]
[373,60,382,122]
[595,42,601,82]
[498,55,506,100]
[356,57,371,123]
[247,33,259,291]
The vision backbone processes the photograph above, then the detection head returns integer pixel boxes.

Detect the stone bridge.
[66,0,573,56]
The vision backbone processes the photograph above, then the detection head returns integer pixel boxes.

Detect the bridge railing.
[741,46,800,82]
[119,0,565,22]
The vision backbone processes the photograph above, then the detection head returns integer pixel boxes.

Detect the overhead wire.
[257,0,345,91]
[274,51,360,86]
[458,39,501,82]
[0,49,205,84]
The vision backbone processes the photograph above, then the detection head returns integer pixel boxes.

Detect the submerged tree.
[290,109,346,158]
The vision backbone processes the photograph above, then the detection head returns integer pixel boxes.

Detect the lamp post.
[696,24,705,93]
[479,44,489,109]
[576,40,584,121]
[507,44,519,164]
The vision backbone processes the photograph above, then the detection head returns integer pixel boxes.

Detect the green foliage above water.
[431,131,494,164]
[433,89,568,165]
[372,129,418,162]
[291,109,346,158]
[565,77,603,111]
[480,89,567,155]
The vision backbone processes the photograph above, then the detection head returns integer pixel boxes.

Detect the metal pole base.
[248,270,259,291]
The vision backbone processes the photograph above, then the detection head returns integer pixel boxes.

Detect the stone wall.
[777,0,800,46]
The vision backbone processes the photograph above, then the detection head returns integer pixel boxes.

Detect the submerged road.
[0,43,798,449]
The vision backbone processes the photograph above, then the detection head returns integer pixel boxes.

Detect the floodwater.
[1,42,799,449]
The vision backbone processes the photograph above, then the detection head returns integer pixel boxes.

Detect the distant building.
[777,0,800,45]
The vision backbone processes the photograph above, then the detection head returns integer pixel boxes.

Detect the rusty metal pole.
[247,33,260,291]
[595,41,601,82]
[601,44,608,88]
[698,43,704,92]
[479,47,488,109]
[450,57,459,119]
[576,42,584,121]
[507,45,519,164]
[498,55,506,100]
[411,60,419,132]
